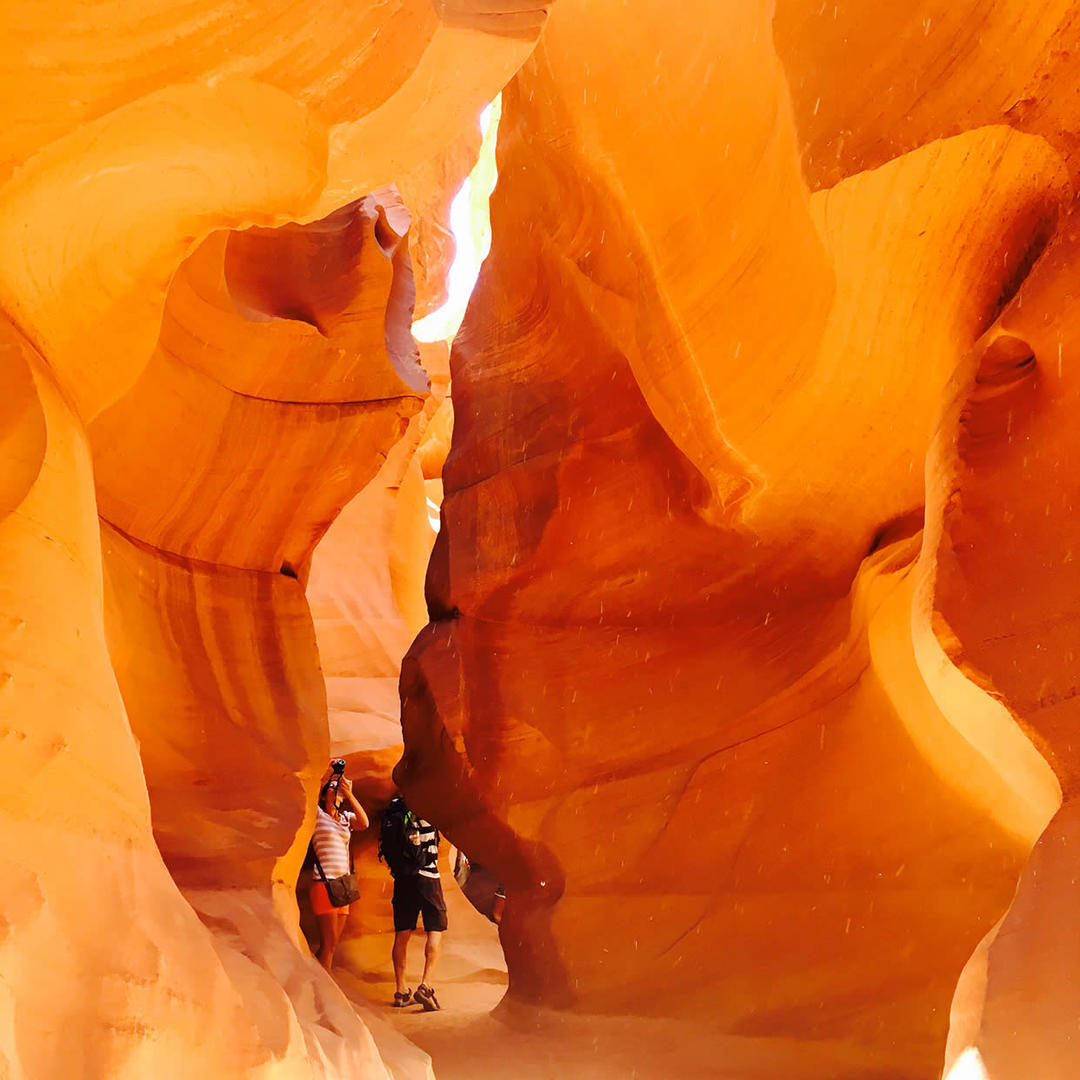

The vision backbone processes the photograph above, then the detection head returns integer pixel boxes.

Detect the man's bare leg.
[420,931,442,988]
[392,930,411,994]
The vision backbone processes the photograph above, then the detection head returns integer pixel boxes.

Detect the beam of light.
[945,1047,990,1080]
[411,94,501,344]
[426,496,441,533]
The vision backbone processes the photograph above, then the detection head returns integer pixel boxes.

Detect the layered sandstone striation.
[397,2,1080,1077]
[930,223,1080,1079]
[5,2,1080,1080]
[0,4,546,1078]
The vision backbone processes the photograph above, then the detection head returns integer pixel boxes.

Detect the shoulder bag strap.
[311,847,335,901]
[312,818,356,877]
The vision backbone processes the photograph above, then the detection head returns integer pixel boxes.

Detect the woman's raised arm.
[338,776,369,830]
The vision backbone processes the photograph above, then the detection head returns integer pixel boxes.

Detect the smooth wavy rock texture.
[397,1,1080,1078]
[5,2,1080,1080]
[0,3,546,1078]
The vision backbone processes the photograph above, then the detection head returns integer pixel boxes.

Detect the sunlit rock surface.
[401,135,484,322]
[0,3,546,1078]
[931,220,1080,1080]
[6,1,1080,1079]
[398,1,1080,1077]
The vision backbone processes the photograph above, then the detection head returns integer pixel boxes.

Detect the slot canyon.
[4,2,1080,1078]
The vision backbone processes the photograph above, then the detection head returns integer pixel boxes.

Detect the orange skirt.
[309,881,352,916]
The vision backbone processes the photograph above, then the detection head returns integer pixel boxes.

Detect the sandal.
[414,983,440,1012]
[392,989,412,1008]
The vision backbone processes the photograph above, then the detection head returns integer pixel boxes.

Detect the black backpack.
[378,798,426,877]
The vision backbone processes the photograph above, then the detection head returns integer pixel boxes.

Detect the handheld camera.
[329,760,346,793]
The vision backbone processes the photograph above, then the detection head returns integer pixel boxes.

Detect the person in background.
[380,793,447,1010]
[451,846,504,926]
[310,767,368,971]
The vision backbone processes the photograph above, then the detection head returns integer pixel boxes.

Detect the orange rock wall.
[6,2,1080,1079]
[92,186,432,1080]
[397,2,1080,1076]
[301,408,437,951]
[0,4,548,1077]
[929,222,1080,1078]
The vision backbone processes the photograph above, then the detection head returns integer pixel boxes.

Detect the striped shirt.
[312,806,354,881]
[413,819,440,879]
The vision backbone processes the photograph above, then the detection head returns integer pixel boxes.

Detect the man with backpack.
[379,793,447,1011]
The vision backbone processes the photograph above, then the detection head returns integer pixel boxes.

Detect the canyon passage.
[2,2,1080,1079]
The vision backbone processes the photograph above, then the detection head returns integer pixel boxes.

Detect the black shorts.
[392,874,448,933]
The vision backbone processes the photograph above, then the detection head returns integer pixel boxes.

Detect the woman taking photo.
[310,766,369,971]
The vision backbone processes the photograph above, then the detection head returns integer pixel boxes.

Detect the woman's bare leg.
[316,912,341,970]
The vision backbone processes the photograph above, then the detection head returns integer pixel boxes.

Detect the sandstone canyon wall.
[397,2,1080,1078]
[0,4,544,1079]
[5,2,1080,1080]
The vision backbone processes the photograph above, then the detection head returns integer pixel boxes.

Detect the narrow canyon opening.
[294,96,513,1040]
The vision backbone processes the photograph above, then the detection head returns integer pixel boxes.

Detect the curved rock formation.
[0,4,549,1078]
[8,2,1080,1078]
[400,136,485,322]
[928,218,1080,1079]
[397,2,1080,1076]
[774,0,1080,192]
